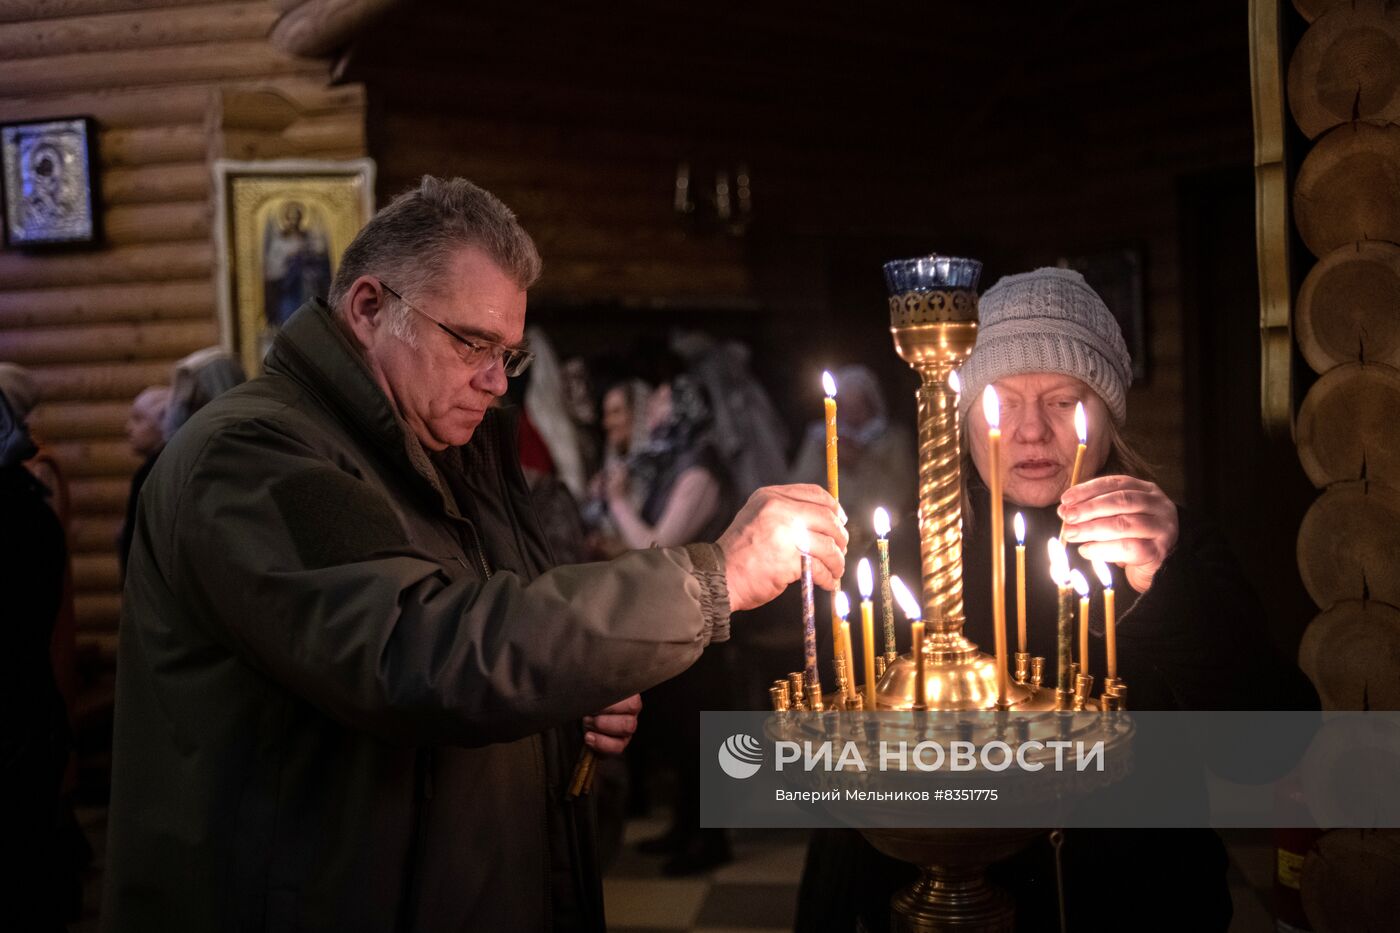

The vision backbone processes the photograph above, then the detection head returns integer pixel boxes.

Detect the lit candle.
[822,370,843,680]
[795,523,823,708]
[874,507,896,663]
[1070,569,1090,675]
[834,590,853,703]
[891,574,925,710]
[1059,401,1089,541]
[1014,512,1027,655]
[949,368,961,397]
[1048,537,1073,707]
[857,558,877,710]
[1093,559,1117,680]
[982,385,1009,709]
[822,370,839,500]
[840,620,856,704]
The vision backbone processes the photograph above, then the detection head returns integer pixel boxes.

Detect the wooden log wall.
[1282,1,1400,929]
[0,0,366,657]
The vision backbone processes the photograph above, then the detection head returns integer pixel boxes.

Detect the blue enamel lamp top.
[882,255,982,295]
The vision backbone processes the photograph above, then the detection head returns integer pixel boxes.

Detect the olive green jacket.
[103,300,730,932]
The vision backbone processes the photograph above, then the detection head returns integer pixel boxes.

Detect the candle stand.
[780,256,1130,931]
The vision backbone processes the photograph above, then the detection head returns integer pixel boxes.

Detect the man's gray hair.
[327,176,542,329]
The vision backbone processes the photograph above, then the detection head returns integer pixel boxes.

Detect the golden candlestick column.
[981,386,1010,710]
[1094,560,1118,680]
[857,558,878,711]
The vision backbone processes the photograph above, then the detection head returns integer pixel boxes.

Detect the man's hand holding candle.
[718,484,849,611]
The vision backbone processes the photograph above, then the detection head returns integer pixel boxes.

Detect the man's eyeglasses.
[380,281,534,377]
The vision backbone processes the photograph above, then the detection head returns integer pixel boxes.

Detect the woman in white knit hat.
[797,267,1316,933]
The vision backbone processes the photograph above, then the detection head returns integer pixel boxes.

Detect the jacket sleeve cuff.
[683,542,731,645]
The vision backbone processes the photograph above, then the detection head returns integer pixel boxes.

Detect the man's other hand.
[717,484,848,612]
[584,694,641,756]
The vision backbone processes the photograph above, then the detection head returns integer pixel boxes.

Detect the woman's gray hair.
[327,176,542,331]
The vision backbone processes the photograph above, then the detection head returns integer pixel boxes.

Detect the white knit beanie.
[957,267,1133,425]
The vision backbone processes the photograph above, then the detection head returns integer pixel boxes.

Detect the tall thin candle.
[874,507,896,663]
[1048,537,1074,709]
[857,558,877,710]
[1014,512,1027,655]
[891,575,924,710]
[982,386,1009,709]
[822,371,843,684]
[1094,560,1117,680]
[834,590,853,703]
[1058,402,1088,541]
[795,524,822,709]
[1070,569,1090,674]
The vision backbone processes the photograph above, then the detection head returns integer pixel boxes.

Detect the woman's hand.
[1058,474,1179,593]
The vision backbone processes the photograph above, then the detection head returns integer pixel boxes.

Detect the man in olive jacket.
[103,177,846,932]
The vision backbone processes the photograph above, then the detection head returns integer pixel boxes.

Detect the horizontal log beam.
[0,0,224,26]
[31,361,181,402]
[0,320,218,365]
[49,439,142,477]
[72,553,121,592]
[0,39,323,98]
[74,593,122,630]
[102,162,209,206]
[100,200,211,247]
[69,477,131,512]
[101,123,207,167]
[29,401,132,440]
[0,242,212,289]
[0,2,274,61]
[0,278,214,328]
[0,83,210,127]
[70,515,122,553]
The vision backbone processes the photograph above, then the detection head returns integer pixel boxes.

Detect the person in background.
[607,375,739,874]
[790,363,916,563]
[119,385,171,579]
[161,347,246,442]
[0,378,77,931]
[582,378,652,558]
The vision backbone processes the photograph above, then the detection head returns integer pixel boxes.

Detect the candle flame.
[873,506,891,539]
[791,522,811,555]
[1074,401,1087,444]
[981,384,1000,430]
[857,558,874,598]
[1092,559,1113,589]
[822,370,837,399]
[948,369,961,395]
[1047,536,1071,586]
[1069,569,1090,598]
[834,590,850,619]
[889,575,922,621]
[1013,512,1025,545]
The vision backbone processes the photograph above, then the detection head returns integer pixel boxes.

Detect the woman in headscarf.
[163,347,246,442]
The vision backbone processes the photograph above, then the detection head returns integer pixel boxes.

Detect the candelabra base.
[863,827,1042,932]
